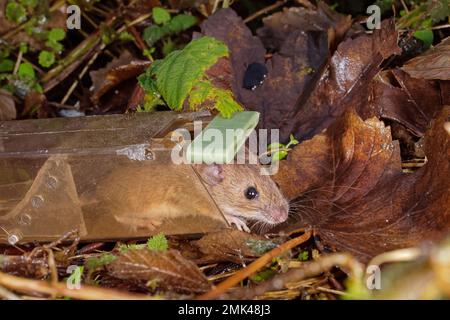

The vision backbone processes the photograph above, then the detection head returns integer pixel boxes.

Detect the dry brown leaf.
[365,69,443,136]
[194,230,273,264]
[107,249,211,294]
[275,108,450,261]
[285,19,401,141]
[402,37,450,80]
[201,6,347,142]
[89,51,150,107]
[0,89,16,121]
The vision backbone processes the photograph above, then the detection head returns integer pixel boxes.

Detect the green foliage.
[0,59,14,73]
[119,31,134,42]
[118,234,169,253]
[250,269,276,283]
[119,243,146,253]
[298,250,309,261]
[413,29,434,47]
[38,50,55,68]
[396,0,449,47]
[147,233,169,251]
[374,0,394,14]
[6,1,27,24]
[139,37,242,118]
[152,7,171,25]
[48,28,65,42]
[18,62,35,79]
[166,14,197,34]
[142,11,197,47]
[45,28,66,53]
[267,134,299,162]
[86,253,117,269]
[19,0,38,8]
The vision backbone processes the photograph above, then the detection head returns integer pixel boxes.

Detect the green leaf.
[18,62,35,79]
[119,31,134,42]
[0,59,14,73]
[46,40,63,52]
[38,50,55,68]
[119,243,147,253]
[188,79,242,118]
[86,253,117,269]
[6,2,27,24]
[250,269,276,283]
[149,36,228,109]
[147,233,169,251]
[48,28,66,42]
[267,142,286,151]
[166,14,197,34]
[298,251,309,261]
[413,30,434,48]
[143,25,167,47]
[162,38,176,56]
[142,14,197,47]
[272,150,288,161]
[152,7,171,25]
[19,0,38,7]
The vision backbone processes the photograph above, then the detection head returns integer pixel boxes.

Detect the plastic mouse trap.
[0,111,238,245]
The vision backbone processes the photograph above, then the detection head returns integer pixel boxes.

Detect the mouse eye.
[245,187,259,200]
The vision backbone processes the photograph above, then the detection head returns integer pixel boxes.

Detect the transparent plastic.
[0,111,227,244]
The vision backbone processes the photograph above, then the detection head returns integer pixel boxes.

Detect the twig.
[0,271,153,300]
[228,252,364,299]
[368,247,422,268]
[60,43,105,105]
[244,1,287,24]
[0,285,21,300]
[197,229,312,300]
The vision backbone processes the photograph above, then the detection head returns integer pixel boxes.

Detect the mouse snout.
[270,206,289,224]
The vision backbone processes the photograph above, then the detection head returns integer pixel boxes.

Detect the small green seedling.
[267,134,299,161]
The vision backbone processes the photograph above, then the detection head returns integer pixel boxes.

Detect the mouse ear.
[197,164,224,186]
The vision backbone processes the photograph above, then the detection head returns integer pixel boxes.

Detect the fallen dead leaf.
[107,249,211,294]
[193,230,276,264]
[402,37,450,81]
[201,6,349,142]
[89,51,151,107]
[366,69,443,136]
[275,108,450,261]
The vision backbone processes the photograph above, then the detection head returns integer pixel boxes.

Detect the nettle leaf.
[140,36,242,117]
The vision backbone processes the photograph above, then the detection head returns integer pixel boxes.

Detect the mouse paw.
[225,215,250,233]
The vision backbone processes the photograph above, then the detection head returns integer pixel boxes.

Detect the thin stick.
[244,1,287,24]
[60,43,105,105]
[197,229,312,300]
[0,271,153,300]
[230,252,364,299]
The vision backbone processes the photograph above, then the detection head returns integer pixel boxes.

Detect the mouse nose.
[272,206,289,223]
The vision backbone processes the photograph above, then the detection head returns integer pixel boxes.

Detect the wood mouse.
[84,163,289,233]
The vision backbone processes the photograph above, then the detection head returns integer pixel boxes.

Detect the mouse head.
[196,164,289,226]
